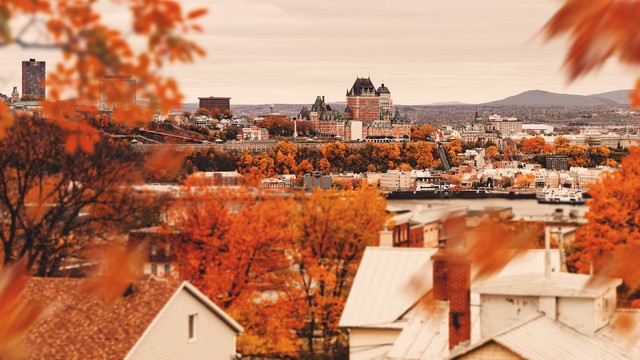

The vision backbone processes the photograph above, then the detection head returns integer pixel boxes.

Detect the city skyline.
[0,0,634,105]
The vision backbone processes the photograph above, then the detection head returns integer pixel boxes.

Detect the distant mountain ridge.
[182,89,632,116]
[482,89,630,107]
[588,90,631,104]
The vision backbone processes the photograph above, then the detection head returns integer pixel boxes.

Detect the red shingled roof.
[20,277,180,359]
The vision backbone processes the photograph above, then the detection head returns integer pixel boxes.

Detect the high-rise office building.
[22,58,46,99]
[198,96,231,112]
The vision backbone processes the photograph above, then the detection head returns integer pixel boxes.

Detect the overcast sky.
[0,0,634,105]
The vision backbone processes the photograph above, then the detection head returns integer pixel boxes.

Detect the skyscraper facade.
[21,58,46,100]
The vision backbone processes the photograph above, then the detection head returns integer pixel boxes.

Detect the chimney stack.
[431,249,471,350]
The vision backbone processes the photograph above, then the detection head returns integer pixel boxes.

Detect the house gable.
[126,283,240,360]
[452,340,524,360]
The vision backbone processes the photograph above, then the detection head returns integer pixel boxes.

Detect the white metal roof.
[339,247,437,328]
[386,303,449,360]
[451,316,631,360]
[473,272,622,298]
[340,249,561,329]
[597,310,640,359]
[411,206,468,226]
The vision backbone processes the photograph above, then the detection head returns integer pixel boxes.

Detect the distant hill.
[426,101,467,106]
[589,89,631,104]
[482,90,621,107]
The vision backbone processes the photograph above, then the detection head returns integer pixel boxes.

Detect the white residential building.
[339,247,563,360]
[487,114,523,136]
[341,246,639,360]
[379,170,413,192]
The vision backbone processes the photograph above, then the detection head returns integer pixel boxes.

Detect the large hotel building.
[299,77,410,140]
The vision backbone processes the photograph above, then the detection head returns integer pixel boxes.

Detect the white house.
[339,247,561,360]
[21,277,243,360]
[341,246,640,360]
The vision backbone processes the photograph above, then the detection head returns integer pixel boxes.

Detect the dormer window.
[188,313,198,342]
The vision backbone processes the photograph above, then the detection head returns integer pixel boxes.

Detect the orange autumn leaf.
[464,219,542,281]
[144,146,186,181]
[0,0,207,148]
[81,245,145,305]
[544,0,640,107]
[187,8,208,20]
[0,260,46,356]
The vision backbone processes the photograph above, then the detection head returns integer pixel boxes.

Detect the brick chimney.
[431,249,471,350]
[432,250,448,301]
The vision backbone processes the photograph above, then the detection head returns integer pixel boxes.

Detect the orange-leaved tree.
[288,184,388,357]
[521,136,546,154]
[571,148,640,301]
[166,175,299,355]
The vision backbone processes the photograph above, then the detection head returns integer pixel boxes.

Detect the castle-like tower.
[345,77,380,124]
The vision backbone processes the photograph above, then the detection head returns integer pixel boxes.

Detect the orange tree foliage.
[485,145,501,160]
[410,124,437,141]
[202,141,449,180]
[166,180,388,357]
[555,143,611,167]
[571,147,640,301]
[443,138,462,167]
[544,0,640,106]
[258,116,294,137]
[521,136,546,154]
[287,184,388,356]
[166,175,298,354]
[403,141,436,169]
[514,173,535,188]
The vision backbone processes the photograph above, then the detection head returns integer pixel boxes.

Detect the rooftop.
[347,77,379,97]
[473,272,622,298]
[20,277,242,359]
[450,315,631,360]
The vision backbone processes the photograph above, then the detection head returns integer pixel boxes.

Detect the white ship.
[536,188,585,205]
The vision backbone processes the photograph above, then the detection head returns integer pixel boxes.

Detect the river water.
[387,198,590,219]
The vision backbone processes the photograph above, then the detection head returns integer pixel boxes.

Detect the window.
[188,314,198,341]
[151,263,157,275]
[164,263,171,275]
[150,242,157,256]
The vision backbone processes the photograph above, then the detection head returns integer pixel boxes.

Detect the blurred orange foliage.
[544,0,640,107]
[0,0,207,149]
[0,260,45,357]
